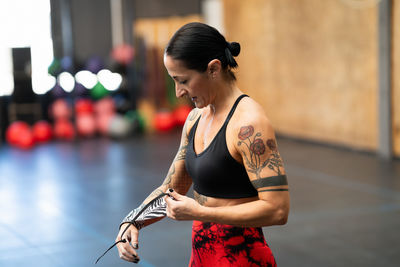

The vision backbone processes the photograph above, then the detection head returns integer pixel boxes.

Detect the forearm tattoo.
[194,191,208,205]
[147,188,164,200]
[162,165,175,186]
[238,125,288,192]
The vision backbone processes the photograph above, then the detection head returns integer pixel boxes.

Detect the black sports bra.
[185,94,258,199]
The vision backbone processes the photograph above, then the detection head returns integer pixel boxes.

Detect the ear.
[207,59,222,78]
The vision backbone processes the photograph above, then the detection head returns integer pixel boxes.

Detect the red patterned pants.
[189,220,277,267]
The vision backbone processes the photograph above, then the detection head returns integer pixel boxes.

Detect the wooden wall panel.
[134,15,202,50]
[393,0,400,157]
[224,0,378,151]
[133,15,202,131]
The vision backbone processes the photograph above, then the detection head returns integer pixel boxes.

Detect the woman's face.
[164,54,212,108]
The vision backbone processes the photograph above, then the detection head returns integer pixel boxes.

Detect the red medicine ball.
[32,121,53,143]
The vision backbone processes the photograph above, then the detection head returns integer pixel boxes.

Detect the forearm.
[196,199,289,227]
[120,110,194,230]
[120,186,168,230]
[120,170,191,230]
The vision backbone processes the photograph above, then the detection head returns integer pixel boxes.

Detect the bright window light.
[0,48,14,96]
[97,69,123,91]
[75,70,98,89]
[0,0,53,96]
[58,72,75,93]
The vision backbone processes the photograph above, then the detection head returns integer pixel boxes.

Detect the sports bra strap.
[188,94,249,140]
[222,94,248,127]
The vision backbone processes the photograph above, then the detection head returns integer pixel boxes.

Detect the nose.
[175,84,187,98]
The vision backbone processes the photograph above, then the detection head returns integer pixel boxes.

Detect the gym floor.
[0,131,399,267]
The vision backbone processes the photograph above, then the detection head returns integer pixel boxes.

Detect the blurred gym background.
[0,0,399,266]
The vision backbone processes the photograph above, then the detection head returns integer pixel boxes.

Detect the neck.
[209,82,242,115]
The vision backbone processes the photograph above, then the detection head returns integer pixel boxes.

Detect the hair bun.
[228,42,240,57]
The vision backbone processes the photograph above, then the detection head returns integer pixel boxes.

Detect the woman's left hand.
[165,189,201,221]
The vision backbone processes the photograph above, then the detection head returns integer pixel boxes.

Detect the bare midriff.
[194,190,258,207]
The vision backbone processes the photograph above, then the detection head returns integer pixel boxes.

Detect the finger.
[118,245,137,262]
[166,188,181,200]
[165,203,176,220]
[164,194,173,205]
[116,235,138,258]
[166,205,172,218]
[120,251,140,263]
[129,228,139,250]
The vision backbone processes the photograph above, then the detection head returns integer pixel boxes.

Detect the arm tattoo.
[251,175,288,191]
[173,108,196,162]
[162,164,175,186]
[147,188,164,200]
[238,125,284,177]
[259,188,288,192]
[194,191,207,205]
[163,138,187,186]
[118,111,199,238]
[175,139,188,161]
[238,125,288,191]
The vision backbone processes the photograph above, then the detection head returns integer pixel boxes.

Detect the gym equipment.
[153,111,175,132]
[75,98,94,114]
[173,105,192,127]
[111,44,135,65]
[76,113,96,137]
[32,121,53,143]
[85,56,104,74]
[90,81,109,100]
[48,58,62,76]
[96,113,114,136]
[50,98,72,120]
[94,97,115,115]
[108,114,133,139]
[6,121,30,146]
[54,119,75,140]
[17,128,35,149]
[125,110,145,133]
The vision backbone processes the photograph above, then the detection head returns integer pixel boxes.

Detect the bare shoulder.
[229,96,275,139]
[183,107,203,136]
[228,96,287,179]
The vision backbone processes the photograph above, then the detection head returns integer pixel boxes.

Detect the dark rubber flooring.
[0,131,399,267]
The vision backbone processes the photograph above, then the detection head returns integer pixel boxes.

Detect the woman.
[116,22,290,266]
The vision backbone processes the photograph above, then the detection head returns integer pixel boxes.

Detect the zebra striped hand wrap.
[120,194,167,230]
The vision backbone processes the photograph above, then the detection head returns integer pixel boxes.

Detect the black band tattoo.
[251,175,288,189]
[259,188,289,192]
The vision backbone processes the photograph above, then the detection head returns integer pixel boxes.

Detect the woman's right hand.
[116,223,140,263]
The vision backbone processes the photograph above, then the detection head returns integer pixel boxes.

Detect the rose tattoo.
[238,126,283,177]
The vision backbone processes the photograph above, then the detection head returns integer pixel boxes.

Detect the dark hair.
[165,22,241,81]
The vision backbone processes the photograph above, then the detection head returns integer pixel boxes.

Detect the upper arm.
[160,108,200,194]
[234,114,289,201]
